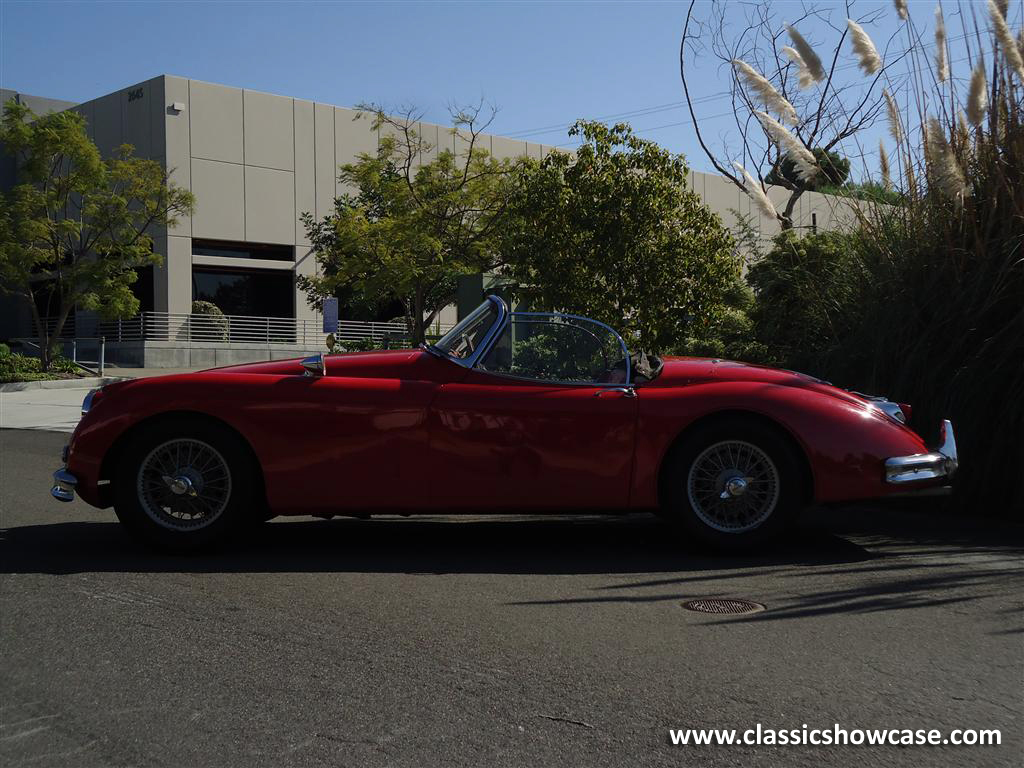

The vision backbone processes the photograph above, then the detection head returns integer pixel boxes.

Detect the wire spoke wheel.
[687,440,780,534]
[136,438,233,531]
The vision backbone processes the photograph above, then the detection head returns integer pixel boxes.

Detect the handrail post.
[99,336,105,376]
[72,339,77,363]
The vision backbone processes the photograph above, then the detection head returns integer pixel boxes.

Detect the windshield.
[431,298,500,361]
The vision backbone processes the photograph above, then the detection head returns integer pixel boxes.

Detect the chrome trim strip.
[884,419,958,484]
[874,400,906,424]
[850,392,906,424]
[51,468,78,502]
[594,387,636,398]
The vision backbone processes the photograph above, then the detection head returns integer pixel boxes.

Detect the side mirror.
[301,353,326,377]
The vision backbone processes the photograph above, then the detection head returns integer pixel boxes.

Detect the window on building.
[131,265,154,313]
[191,268,294,318]
[192,239,294,261]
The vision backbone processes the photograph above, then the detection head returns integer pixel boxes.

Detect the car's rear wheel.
[113,419,255,552]
[662,418,804,551]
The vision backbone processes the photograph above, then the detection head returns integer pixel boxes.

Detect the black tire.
[660,417,804,551]
[113,417,257,552]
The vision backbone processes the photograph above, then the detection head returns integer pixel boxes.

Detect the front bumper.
[884,419,958,485]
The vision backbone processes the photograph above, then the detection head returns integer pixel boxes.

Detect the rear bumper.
[884,419,958,485]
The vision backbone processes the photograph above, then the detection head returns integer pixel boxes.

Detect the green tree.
[298,104,526,345]
[502,120,739,351]
[0,101,194,369]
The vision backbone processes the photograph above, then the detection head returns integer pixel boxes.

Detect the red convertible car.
[51,296,957,551]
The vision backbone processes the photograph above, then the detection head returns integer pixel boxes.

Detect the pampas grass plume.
[935,6,949,82]
[883,89,903,143]
[733,59,799,126]
[781,45,815,89]
[967,63,989,126]
[879,139,891,189]
[848,19,883,75]
[754,110,818,182]
[732,162,779,220]
[989,0,1024,81]
[926,118,970,202]
[785,25,825,82]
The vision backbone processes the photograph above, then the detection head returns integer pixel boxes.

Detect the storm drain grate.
[682,598,765,615]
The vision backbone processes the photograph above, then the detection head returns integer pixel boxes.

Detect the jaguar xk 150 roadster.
[52,296,957,550]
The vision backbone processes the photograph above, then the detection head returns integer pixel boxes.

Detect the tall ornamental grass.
[745,4,1023,516]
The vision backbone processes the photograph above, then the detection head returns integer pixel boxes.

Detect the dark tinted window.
[192,239,294,261]
[191,269,294,318]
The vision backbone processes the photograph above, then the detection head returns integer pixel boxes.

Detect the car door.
[426,313,638,511]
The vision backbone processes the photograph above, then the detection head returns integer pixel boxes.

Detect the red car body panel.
[66,348,937,513]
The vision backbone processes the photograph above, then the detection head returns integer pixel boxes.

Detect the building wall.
[59,75,556,325]
[2,75,859,341]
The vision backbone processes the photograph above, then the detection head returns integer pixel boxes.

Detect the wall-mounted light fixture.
[169,102,185,113]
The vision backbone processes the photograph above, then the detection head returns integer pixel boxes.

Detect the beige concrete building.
[1,75,852,354]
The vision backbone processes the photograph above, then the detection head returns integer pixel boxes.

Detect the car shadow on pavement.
[0,511,878,577]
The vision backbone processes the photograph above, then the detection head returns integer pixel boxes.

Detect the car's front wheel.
[113,418,255,552]
[662,418,804,551]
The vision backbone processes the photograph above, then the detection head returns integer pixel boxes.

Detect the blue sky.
[0,1,1012,178]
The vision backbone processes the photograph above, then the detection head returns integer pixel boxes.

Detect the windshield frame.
[423,295,508,368]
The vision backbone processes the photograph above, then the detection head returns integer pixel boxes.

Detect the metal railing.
[15,337,105,375]
[29,312,453,347]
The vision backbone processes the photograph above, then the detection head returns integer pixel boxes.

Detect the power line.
[552,50,975,149]
[506,27,975,142]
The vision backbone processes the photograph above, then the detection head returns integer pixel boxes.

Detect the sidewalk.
[0,367,200,432]
[0,388,88,432]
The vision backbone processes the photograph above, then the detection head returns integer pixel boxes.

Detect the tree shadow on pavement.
[505,506,1024,630]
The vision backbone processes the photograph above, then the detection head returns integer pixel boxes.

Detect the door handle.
[594,387,636,398]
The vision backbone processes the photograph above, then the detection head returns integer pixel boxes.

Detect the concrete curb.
[0,376,129,393]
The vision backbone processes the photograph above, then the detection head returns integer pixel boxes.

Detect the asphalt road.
[2,429,1022,768]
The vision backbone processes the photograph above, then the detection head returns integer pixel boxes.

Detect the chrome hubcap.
[722,476,749,499]
[137,438,232,531]
[687,440,780,533]
[165,474,195,496]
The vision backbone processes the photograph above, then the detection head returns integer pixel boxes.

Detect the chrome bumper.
[885,419,958,484]
[51,468,78,502]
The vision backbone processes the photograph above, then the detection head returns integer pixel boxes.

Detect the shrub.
[190,300,228,342]
[668,274,779,366]
[746,230,869,376]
